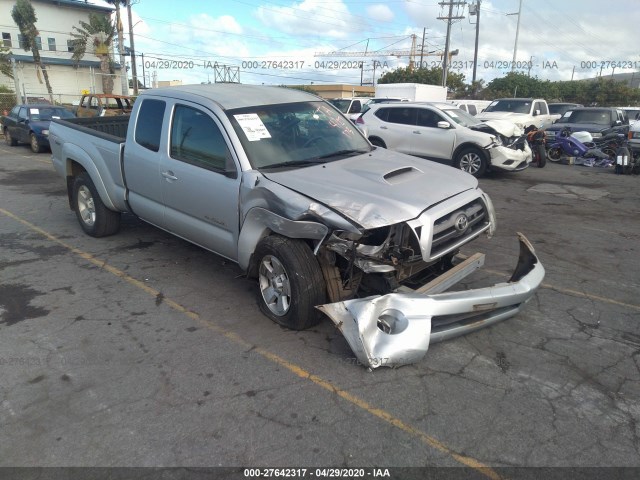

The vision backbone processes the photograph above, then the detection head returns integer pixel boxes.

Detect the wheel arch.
[368,136,387,148]
[452,142,490,165]
[238,207,328,274]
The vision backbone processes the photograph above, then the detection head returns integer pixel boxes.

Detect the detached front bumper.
[488,142,532,171]
[318,233,544,369]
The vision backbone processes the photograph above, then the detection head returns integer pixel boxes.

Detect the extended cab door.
[159,102,241,261]
[123,98,167,227]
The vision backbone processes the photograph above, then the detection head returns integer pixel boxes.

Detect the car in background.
[620,107,640,126]
[448,100,491,116]
[328,97,371,117]
[545,107,629,143]
[356,102,531,177]
[75,93,134,118]
[1,104,75,153]
[548,103,583,122]
[628,121,640,154]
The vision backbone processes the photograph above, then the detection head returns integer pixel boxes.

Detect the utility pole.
[114,2,128,95]
[420,27,426,68]
[11,57,22,105]
[469,0,481,89]
[438,1,466,87]
[509,0,523,71]
[127,0,138,95]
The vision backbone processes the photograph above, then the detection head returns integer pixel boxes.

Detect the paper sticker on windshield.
[562,111,572,117]
[29,108,40,115]
[234,113,271,141]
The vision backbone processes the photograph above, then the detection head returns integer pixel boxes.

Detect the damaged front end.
[317,233,544,369]
[473,120,533,171]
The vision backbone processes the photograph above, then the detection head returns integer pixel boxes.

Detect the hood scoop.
[383,166,423,185]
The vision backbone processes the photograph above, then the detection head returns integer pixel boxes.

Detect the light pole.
[469,0,481,94]
[508,0,523,72]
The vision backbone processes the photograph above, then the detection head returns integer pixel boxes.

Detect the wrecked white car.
[50,85,544,369]
[356,102,532,177]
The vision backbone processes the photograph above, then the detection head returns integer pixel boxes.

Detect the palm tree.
[70,13,116,94]
[11,0,54,103]
[105,0,128,95]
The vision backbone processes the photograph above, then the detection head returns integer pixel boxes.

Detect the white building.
[0,0,124,103]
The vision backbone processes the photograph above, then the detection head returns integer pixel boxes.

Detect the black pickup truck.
[545,107,629,143]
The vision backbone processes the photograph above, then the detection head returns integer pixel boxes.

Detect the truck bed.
[53,116,130,143]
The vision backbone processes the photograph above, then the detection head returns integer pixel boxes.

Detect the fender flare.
[237,207,328,272]
[61,143,118,211]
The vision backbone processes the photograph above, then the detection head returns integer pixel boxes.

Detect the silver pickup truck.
[49,84,544,368]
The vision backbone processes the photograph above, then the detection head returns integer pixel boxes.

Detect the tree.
[11,0,54,103]
[0,45,13,79]
[105,0,128,95]
[70,13,116,94]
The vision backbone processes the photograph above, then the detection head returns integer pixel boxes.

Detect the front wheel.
[72,172,121,237]
[536,144,546,168]
[4,129,17,146]
[547,147,563,162]
[454,147,487,177]
[255,235,326,330]
[30,133,43,153]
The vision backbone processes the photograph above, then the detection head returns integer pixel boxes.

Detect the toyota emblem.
[454,214,469,233]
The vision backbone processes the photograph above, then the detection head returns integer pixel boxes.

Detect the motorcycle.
[547,127,610,163]
[525,125,546,168]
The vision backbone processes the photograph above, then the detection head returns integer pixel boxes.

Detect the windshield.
[556,109,612,125]
[227,101,371,170]
[549,104,577,115]
[441,108,480,127]
[328,99,351,113]
[30,107,75,121]
[485,100,531,114]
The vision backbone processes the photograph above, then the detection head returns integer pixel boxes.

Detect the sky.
[108,0,640,88]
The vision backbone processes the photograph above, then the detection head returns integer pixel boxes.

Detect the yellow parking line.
[0,206,502,479]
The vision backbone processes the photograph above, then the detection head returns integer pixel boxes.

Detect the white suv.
[356,102,532,177]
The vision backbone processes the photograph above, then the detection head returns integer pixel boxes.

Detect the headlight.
[591,132,602,138]
[42,129,49,136]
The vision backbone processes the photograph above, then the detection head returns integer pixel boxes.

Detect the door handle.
[413,131,421,134]
[380,126,388,129]
[161,171,178,181]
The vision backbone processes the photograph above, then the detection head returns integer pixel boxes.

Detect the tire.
[454,147,487,177]
[536,144,546,168]
[4,129,17,146]
[369,137,386,148]
[72,172,121,237]
[30,133,43,153]
[601,147,616,161]
[254,235,326,330]
[547,147,563,162]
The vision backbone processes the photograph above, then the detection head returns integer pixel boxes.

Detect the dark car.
[545,107,629,143]
[2,104,75,153]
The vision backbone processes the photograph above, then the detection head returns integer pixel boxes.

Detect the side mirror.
[437,121,451,129]
[614,120,622,126]
[533,109,540,116]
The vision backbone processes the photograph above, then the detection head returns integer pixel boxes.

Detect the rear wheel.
[536,144,546,168]
[255,235,326,330]
[454,147,487,177]
[4,129,17,146]
[72,172,121,237]
[547,147,563,162]
[30,133,43,153]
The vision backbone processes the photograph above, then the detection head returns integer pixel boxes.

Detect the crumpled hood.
[262,148,478,229]
[471,119,523,137]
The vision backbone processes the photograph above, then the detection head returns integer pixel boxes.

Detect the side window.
[10,106,20,117]
[416,109,442,128]
[387,107,417,126]
[468,105,477,115]
[135,99,166,152]
[348,101,361,114]
[170,105,230,172]
[80,96,90,108]
[534,101,548,115]
[374,108,388,122]
[18,107,28,121]
[90,97,99,110]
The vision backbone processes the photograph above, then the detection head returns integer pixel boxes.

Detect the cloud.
[366,5,394,23]
[254,0,356,39]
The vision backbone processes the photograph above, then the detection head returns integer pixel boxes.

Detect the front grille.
[430,199,489,259]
